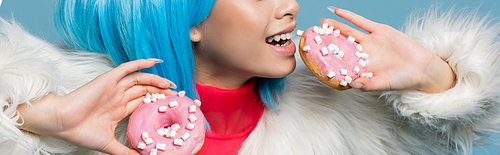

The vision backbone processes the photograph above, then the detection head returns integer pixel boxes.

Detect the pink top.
[196,79,264,155]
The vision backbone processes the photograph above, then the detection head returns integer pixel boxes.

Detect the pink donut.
[127,92,205,155]
[297,24,373,90]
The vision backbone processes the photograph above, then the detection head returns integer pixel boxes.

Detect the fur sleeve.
[382,7,500,153]
[0,19,114,154]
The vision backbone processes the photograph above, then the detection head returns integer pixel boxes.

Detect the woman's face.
[193,0,299,88]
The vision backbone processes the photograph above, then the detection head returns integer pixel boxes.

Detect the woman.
[1,0,499,154]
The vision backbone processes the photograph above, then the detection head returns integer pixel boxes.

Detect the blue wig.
[54,0,285,111]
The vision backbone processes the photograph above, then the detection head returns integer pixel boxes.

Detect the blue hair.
[54,0,286,111]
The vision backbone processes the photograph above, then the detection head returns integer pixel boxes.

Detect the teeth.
[266,32,294,46]
[267,37,274,43]
[274,35,281,42]
[286,33,292,39]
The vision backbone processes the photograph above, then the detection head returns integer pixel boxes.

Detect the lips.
[266,24,297,56]
[267,35,296,56]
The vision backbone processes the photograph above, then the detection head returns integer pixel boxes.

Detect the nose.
[274,0,299,20]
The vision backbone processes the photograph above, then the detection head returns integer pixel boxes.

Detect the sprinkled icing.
[301,26,367,83]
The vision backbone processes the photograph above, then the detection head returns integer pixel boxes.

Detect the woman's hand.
[321,8,455,93]
[18,59,177,155]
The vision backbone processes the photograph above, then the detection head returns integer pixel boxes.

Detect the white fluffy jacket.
[1,8,500,155]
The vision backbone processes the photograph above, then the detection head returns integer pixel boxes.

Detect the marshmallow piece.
[296,30,304,36]
[340,69,348,75]
[321,47,329,56]
[347,36,355,43]
[314,36,322,44]
[353,66,360,75]
[171,123,181,131]
[334,30,340,38]
[366,72,374,78]
[361,72,373,78]
[359,59,367,67]
[167,130,177,138]
[186,123,195,130]
[142,132,150,141]
[355,51,362,58]
[189,105,197,113]
[174,139,183,146]
[356,44,363,52]
[313,26,319,34]
[327,44,338,52]
[365,59,370,64]
[345,76,353,84]
[327,26,334,34]
[143,97,152,104]
[146,93,151,97]
[181,133,191,141]
[303,45,311,52]
[338,51,344,58]
[361,53,369,59]
[144,138,154,145]
[333,48,340,55]
[157,128,165,136]
[169,100,178,108]
[158,106,168,112]
[322,23,329,30]
[157,94,166,100]
[178,91,186,97]
[318,28,326,35]
[149,149,157,155]
[194,99,202,106]
[340,80,348,86]
[156,143,166,151]
[188,114,198,123]
[137,142,146,150]
[151,95,157,102]
[163,127,171,136]
[327,71,336,79]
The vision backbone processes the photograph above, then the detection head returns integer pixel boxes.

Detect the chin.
[262,59,297,78]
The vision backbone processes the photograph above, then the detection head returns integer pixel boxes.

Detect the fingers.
[102,139,140,155]
[118,72,177,91]
[334,8,379,34]
[353,76,390,91]
[106,59,160,82]
[321,18,368,43]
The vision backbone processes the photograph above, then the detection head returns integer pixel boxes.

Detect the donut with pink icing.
[297,23,372,90]
[127,92,205,155]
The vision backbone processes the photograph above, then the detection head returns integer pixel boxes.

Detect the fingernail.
[350,81,363,89]
[320,18,326,23]
[147,58,164,64]
[327,6,337,14]
[165,79,177,89]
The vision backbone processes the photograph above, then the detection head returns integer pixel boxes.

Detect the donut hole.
[154,105,185,138]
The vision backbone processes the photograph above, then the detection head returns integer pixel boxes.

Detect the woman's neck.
[196,79,264,135]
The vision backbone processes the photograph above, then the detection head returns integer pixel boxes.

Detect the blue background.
[1,0,499,154]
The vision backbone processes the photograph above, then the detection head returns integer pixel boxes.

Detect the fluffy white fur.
[0,20,114,154]
[240,8,500,155]
[1,7,499,155]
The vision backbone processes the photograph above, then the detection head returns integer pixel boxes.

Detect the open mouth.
[266,32,293,47]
